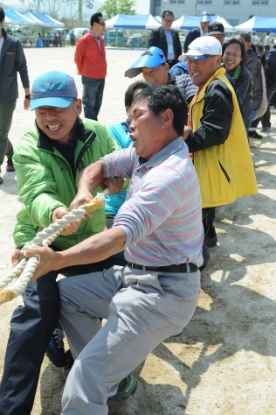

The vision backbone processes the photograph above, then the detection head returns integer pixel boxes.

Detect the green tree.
[19,0,93,22]
[118,0,135,15]
[99,0,135,19]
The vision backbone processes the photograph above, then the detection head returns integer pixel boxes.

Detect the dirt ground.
[0,47,276,415]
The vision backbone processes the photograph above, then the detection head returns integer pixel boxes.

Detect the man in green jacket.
[0,71,129,415]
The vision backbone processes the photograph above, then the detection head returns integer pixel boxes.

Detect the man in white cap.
[181,36,258,248]
[184,11,212,52]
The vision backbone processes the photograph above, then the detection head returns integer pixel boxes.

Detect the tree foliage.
[19,0,93,20]
[99,0,135,19]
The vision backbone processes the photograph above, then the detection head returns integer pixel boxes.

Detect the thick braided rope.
[0,190,109,305]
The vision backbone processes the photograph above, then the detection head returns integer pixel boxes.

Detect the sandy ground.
[0,46,276,415]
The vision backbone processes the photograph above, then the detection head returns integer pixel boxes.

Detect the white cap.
[179,36,222,61]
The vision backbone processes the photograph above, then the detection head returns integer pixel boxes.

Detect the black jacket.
[265,47,276,88]
[244,49,263,110]
[0,28,30,101]
[184,28,200,53]
[148,27,182,61]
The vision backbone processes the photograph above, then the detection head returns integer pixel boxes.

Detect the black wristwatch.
[25,94,31,100]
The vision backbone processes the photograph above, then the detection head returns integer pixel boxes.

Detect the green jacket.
[13,117,119,249]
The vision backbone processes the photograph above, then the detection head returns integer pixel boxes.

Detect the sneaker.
[6,158,15,172]
[46,323,67,367]
[248,130,263,139]
[109,375,137,401]
[61,349,74,380]
[171,329,183,337]
[0,176,3,185]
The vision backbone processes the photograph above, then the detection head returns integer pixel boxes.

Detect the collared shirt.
[0,36,4,54]
[164,29,175,60]
[102,137,204,267]
[90,28,102,52]
[200,26,208,37]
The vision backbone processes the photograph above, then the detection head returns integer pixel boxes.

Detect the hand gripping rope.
[0,189,110,306]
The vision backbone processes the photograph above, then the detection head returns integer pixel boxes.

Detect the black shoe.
[46,323,67,367]
[61,349,74,380]
[6,158,15,172]
[199,244,210,272]
[248,130,263,139]
[204,226,217,248]
[109,375,137,401]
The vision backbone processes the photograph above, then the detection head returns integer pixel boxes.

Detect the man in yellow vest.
[181,36,258,247]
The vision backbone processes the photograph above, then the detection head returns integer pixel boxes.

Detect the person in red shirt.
[74,13,107,121]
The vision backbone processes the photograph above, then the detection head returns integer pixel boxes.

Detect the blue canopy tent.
[23,11,64,27]
[211,16,234,31]
[235,16,276,32]
[4,9,34,25]
[172,15,200,30]
[23,11,46,26]
[105,14,161,30]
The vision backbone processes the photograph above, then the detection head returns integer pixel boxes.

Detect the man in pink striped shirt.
[25,84,203,415]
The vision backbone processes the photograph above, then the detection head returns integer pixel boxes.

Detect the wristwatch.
[25,94,31,99]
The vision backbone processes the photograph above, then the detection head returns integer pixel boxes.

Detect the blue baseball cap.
[200,11,212,23]
[30,71,78,110]
[125,47,166,78]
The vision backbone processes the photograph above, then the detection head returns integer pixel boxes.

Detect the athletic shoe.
[171,329,183,337]
[62,355,137,402]
[6,158,15,172]
[46,323,67,367]
[0,176,3,185]
[248,130,263,139]
[109,375,137,401]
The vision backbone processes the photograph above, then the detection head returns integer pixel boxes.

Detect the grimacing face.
[129,98,167,159]
[141,64,169,86]
[187,55,222,86]
[35,98,82,145]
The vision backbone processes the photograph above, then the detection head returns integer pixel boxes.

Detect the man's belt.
[130,263,198,273]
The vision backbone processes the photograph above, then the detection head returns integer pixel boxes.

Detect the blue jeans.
[0,251,126,415]
[250,108,258,123]
[82,76,105,121]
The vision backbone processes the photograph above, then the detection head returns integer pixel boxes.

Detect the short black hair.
[0,7,5,22]
[162,10,174,19]
[124,81,151,107]
[222,37,246,66]
[236,32,251,43]
[90,12,103,26]
[255,43,264,52]
[133,84,188,136]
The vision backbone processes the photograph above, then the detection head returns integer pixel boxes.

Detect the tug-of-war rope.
[0,189,110,306]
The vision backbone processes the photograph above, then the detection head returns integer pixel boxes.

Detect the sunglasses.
[98,22,106,26]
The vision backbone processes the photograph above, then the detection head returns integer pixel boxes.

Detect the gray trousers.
[59,264,200,415]
[0,100,16,169]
